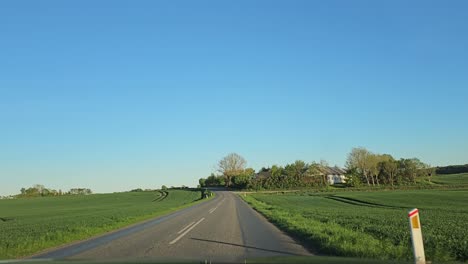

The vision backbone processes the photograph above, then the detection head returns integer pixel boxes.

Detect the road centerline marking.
[169,218,205,245]
[209,207,218,214]
[177,221,195,234]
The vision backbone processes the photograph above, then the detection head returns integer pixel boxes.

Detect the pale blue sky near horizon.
[1,0,467,195]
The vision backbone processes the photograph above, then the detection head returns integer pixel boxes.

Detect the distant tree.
[319,160,330,186]
[41,188,50,196]
[199,178,206,187]
[426,166,436,183]
[270,165,283,178]
[216,176,225,186]
[397,158,428,184]
[378,155,398,186]
[308,162,326,186]
[68,188,92,195]
[33,184,45,195]
[284,160,308,179]
[161,185,168,190]
[218,153,247,187]
[232,175,250,189]
[345,167,362,187]
[435,164,468,174]
[232,168,255,189]
[369,154,390,186]
[346,147,373,186]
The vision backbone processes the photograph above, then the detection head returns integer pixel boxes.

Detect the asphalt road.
[32,191,311,262]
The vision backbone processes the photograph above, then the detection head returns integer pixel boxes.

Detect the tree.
[398,158,427,184]
[33,184,45,195]
[284,160,308,179]
[161,185,168,190]
[436,164,468,174]
[218,153,247,187]
[426,166,436,183]
[41,188,50,196]
[307,162,325,186]
[346,147,372,186]
[68,188,92,195]
[232,175,250,189]
[232,168,255,189]
[378,155,398,186]
[345,167,362,187]
[319,160,330,186]
[368,154,388,186]
[216,176,226,186]
[198,178,206,187]
[270,165,283,178]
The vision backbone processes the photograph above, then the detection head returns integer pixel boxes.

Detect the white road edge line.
[169,218,205,245]
[177,221,196,234]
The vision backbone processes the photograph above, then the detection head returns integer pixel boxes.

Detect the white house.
[323,166,347,185]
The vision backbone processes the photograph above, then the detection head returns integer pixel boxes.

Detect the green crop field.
[432,173,468,185]
[0,189,203,259]
[243,188,468,262]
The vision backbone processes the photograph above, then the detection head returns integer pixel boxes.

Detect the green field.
[0,189,203,259]
[243,188,468,262]
[432,173,468,185]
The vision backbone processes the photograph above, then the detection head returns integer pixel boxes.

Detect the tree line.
[18,184,92,197]
[435,164,468,175]
[199,149,437,190]
[345,147,435,187]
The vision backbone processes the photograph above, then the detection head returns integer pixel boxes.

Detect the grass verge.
[242,195,409,260]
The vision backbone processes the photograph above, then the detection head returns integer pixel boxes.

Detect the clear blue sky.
[1,0,467,195]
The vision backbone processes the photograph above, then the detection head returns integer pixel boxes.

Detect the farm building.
[320,166,347,184]
[254,166,347,185]
[254,168,272,180]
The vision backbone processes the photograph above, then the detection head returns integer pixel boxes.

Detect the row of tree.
[435,164,468,175]
[247,160,336,189]
[18,184,92,197]
[345,147,434,187]
[199,153,336,189]
[199,149,436,190]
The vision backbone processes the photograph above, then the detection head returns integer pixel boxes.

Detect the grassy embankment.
[0,189,209,259]
[242,173,468,262]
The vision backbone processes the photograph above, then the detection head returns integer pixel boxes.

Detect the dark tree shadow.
[190,237,304,256]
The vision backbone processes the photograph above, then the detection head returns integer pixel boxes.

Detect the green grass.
[243,188,468,262]
[248,255,413,264]
[0,189,204,259]
[432,173,468,185]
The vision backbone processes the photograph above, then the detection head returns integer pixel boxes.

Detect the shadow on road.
[190,237,303,256]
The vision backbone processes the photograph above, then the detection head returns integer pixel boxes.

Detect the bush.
[201,189,213,199]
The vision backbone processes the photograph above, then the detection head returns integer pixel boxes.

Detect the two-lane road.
[33,191,311,262]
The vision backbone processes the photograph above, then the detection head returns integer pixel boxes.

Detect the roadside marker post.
[408,208,426,264]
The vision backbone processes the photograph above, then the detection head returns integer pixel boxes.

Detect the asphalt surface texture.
[31,191,311,263]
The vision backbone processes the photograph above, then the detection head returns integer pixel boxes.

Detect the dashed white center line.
[177,221,195,234]
[208,199,225,214]
[169,218,205,245]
